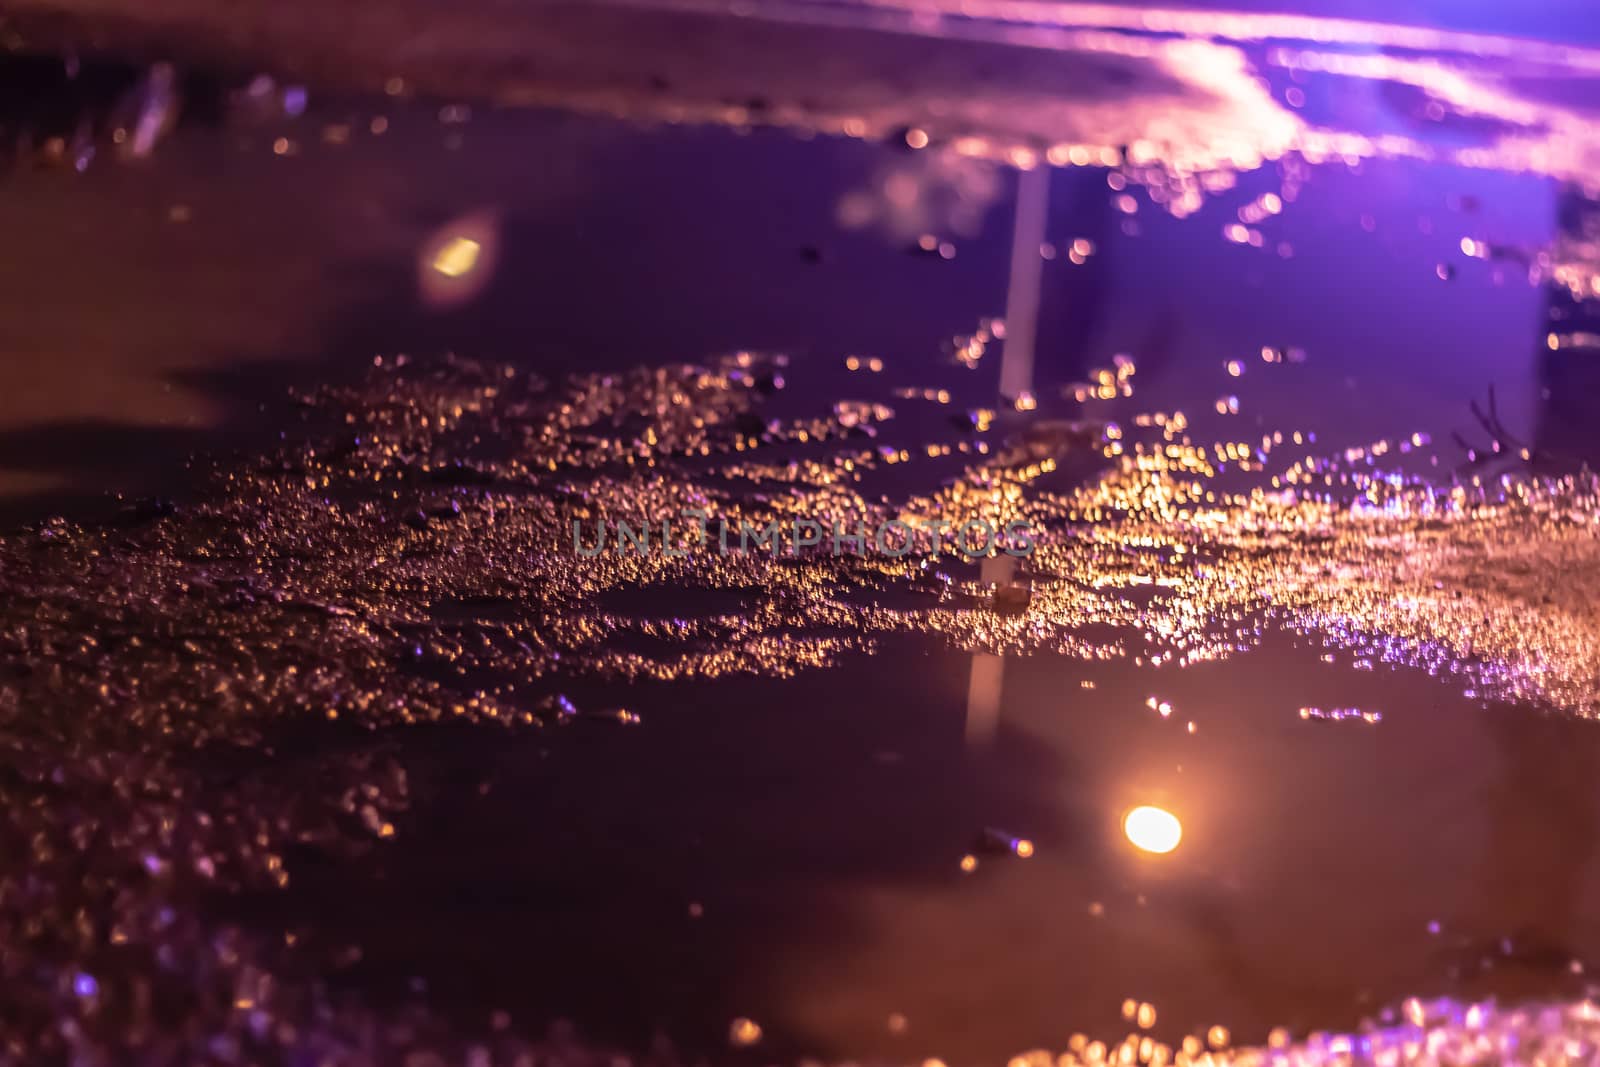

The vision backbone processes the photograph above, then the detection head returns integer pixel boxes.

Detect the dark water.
[247,639,1600,1062]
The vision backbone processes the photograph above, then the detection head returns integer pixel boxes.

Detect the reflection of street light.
[431,236,481,278]
[1123,806,1182,854]
[728,1018,762,1047]
[419,211,500,308]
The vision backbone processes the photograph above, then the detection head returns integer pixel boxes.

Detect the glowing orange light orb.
[1123,806,1182,854]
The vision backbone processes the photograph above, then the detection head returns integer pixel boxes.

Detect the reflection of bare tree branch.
[1472,386,1530,454]
[1455,384,1536,471]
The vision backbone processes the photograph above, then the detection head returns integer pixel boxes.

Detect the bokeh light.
[1124,806,1183,854]
[418,210,500,308]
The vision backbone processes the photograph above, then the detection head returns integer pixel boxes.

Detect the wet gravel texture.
[1,342,1598,1062]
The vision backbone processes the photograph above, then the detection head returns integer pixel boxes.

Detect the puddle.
[252,638,1600,1062]
[1,3,1600,1065]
